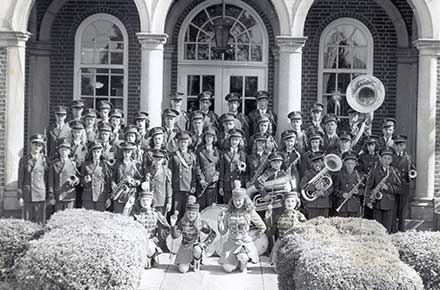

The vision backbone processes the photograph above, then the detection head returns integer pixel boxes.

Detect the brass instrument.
[286,149,301,191]
[248,153,269,185]
[366,167,390,209]
[301,154,342,202]
[406,153,417,179]
[237,161,247,172]
[141,173,151,191]
[106,158,116,166]
[110,182,129,201]
[246,175,292,211]
[336,173,364,212]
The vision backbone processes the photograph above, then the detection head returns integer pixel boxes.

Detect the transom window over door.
[74,14,128,115]
[318,18,373,118]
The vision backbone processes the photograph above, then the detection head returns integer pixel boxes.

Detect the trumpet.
[106,158,115,166]
[237,161,247,172]
[406,153,417,179]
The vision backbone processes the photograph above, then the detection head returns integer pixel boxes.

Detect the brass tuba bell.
[346,75,385,113]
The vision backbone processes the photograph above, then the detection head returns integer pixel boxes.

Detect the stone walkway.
[139,254,279,290]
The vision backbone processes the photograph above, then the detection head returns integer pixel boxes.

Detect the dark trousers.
[223,190,232,205]
[55,200,75,212]
[306,208,330,219]
[113,201,127,214]
[173,191,191,219]
[374,209,394,233]
[23,201,46,224]
[336,211,361,218]
[82,201,106,211]
[75,185,83,208]
[197,186,217,210]
[395,183,410,232]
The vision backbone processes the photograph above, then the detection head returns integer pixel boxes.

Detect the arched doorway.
[177,0,269,115]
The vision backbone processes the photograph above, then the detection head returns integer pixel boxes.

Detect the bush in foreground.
[276,217,424,290]
[0,218,43,279]
[15,209,148,290]
[392,231,440,290]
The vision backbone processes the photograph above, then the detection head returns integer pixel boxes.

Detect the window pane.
[338,46,353,69]
[96,49,109,65]
[351,29,367,46]
[323,73,336,94]
[324,47,337,69]
[202,75,215,92]
[81,74,94,96]
[198,30,213,43]
[237,45,249,61]
[109,25,123,41]
[187,75,200,96]
[251,45,262,61]
[198,44,209,60]
[111,69,123,74]
[337,73,352,93]
[95,75,109,96]
[352,47,367,69]
[110,75,123,96]
[187,98,199,113]
[245,76,258,97]
[239,11,256,29]
[111,52,123,64]
[206,5,223,18]
[244,99,257,115]
[230,23,246,37]
[81,97,94,109]
[81,49,94,64]
[185,44,196,60]
[110,98,123,109]
[223,46,235,61]
[192,10,209,28]
[230,76,243,94]
[225,4,242,18]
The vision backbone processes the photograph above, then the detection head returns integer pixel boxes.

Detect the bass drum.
[251,231,269,256]
[200,203,228,257]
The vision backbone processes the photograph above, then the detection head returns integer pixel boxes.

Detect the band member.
[247,133,269,186]
[69,120,88,208]
[249,91,277,136]
[306,102,324,135]
[279,130,301,184]
[300,132,324,175]
[144,149,172,215]
[329,131,352,157]
[218,184,266,273]
[168,93,189,131]
[18,134,53,224]
[134,111,150,150]
[97,100,112,124]
[365,147,401,233]
[69,100,87,144]
[377,118,396,150]
[169,131,196,219]
[219,129,247,204]
[300,151,333,219]
[163,108,180,153]
[248,115,277,153]
[198,91,218,128]
[392,135,413,232]
[80,141,112,211]
[321,114,339,153]
[217,113,237,151]
[143,127,167,169]
[123,125,143,163]
[195,126,220,210]
[132,190,171,269]
[170,197,216,273]
[225,92,250,139]
[189,111,205,151]
[342,109,371,153]
[109,109,124,146]
[83,109,98,143]
[288,111,308,154]
[47,106,71,158]
[111,141,142,214]
[48,138,80,212]
[97,122,117,165]
[358,135,380,175]
[333,151,365,217]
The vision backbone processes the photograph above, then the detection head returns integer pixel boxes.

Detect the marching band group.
[17,86,415,273]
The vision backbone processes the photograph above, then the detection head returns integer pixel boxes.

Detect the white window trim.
[73,13,129,119]
[317,17,374,114]
[178,0,269,66]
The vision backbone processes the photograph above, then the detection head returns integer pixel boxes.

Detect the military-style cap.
[281,129,297,140]
[176,131,192,140]
[84,108,97,118]
[124,125,139,136]
[253,133,267,142]
[198,91,213,101]
[309,132,324,142]
[288,111,303,120]
[163,108,179,118]
[149,126,165,137]
[190,110,204,121]
[30,134,45,144]
[56,137,71,149]
[232,187,247,200]
[342,151,358,162]
[88,140,103,151]
[382,117,396,128]
[310,151,325,161]
[225,92,241,102]
[322,114,338,125]
[339,131,352,141]
[169,92,184,101]
[202,126,217,137]
[393,134,408,144]
[220,113,236,123]
[97,100,113,111]
[54,106,68,114]
[109,109,124,119]
[119,141,136,151]
[139,190,154,199]
[254,90,269,100]
[71,100,85,108]
[151,149,167,158]
[363,134,379,144]
[256,115,270,126]
[310,102,324,112]
[228,128,244,138]
[69,120,85,130]
[269,152,283,162]
[134,111,149,120]
[379,147,395,157]
[98,122,113,132]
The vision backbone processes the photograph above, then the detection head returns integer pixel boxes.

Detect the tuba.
[301,154,342,202]
[246,175,293,211]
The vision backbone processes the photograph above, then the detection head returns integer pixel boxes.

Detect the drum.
[200,203,228,257]
[252,231,269,256]
[166,234,182,255]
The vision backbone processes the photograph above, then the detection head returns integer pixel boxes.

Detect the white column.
[0,31,31,211]
[162,44,176,107]
[411,39,440,221]
[275,36,307,137]
[137,33,168,127]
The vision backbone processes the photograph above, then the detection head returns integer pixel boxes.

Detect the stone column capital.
[136,32,168,50]
[0,30,31,47]
[413,38,440,56]
[275,36,307,54]
[27,40,52,56]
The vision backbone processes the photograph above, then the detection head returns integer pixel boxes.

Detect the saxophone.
[366,167,389,209]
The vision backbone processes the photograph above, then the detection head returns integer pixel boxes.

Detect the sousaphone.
[346,75,385,113]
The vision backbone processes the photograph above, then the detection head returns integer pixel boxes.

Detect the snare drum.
[200,203,228,257]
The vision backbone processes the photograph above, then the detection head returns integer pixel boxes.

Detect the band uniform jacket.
[305,121,324,136]
[247,152,269,184]
[233,112,250,139]
[47,123,71,158]
[392,152,411,184]
[176,110,189,131]
[248,132,277,153]
[80,160,111,202]
[300,150,318,177]
[70,141,88,168]
[48,158,79,202]
[300,167,333,209]
[138,130,150,150]
[169,150,197,192]
[377,136,394,150]
[195,146,220,189]
[144,164,172,208]
[328,148,350,158]
[190,130,204,152]
[202,111,219,128]
[18,154,49,202]
[85,126,98,143]
[219,149,247,193]
[358,152,379,174]
[113,160,143,203]
[294,130,308,154]
[280,149,301,187]
[365,166,401,210]
[164,127,180,153]
[255,168,288,196]
[333,170,364,213]
[322,133,339,153]
[248,109,278,136]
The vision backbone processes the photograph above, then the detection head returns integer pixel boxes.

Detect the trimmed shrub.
[14,209,148,290]
[277,217,424,290]
[0,218,43,279]
[392,231,440,290]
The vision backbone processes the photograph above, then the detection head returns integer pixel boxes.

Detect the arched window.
[318,18,373,118]
[74,14,128,115]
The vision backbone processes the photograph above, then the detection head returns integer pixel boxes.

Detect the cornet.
[237,161,246,172]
